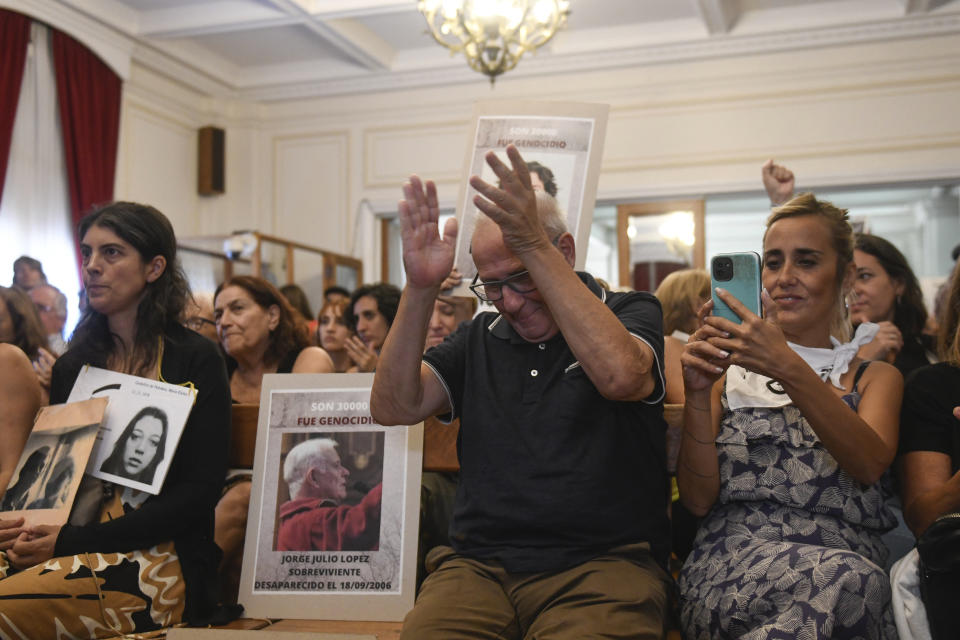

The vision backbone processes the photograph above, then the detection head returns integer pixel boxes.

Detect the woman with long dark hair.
[850,233,932,377]
[99,406,169,485]
[0,202,232,637]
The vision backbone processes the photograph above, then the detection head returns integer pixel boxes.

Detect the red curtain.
[52,29,121,236]
[0,9,31,204]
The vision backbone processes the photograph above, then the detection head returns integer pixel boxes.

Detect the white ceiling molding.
[899,0,954,13]
[293,0,415,20]
[132,41,235,99]
[13,0,960,104]
[234,11,960,102]
[693,0,739,34]
[1,0,135,78]
[263,0,389,70]
[322,18,394,69]
[136,3,296,38]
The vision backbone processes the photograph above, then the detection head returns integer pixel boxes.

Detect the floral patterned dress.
[679,364,898,639]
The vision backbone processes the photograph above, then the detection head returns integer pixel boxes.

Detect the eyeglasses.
[186,316,216,331]
[469,270,537,303]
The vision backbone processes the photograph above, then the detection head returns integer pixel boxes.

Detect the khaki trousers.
[401,544,670,640]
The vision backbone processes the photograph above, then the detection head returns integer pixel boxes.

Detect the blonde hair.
[764,193,855,342]
[938,260,960,365]
[655,269,710,335]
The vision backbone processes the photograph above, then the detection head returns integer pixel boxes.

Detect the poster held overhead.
[449,100,609,296]
[239,373,422,621]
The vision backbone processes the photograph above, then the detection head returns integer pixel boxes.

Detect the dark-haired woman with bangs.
[0,201,233,637]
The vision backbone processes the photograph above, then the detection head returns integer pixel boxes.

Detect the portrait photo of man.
[276,435,383,552]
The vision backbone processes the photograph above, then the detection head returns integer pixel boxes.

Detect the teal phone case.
[711,252,761,324]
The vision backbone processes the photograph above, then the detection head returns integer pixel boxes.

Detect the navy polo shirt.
[422,272,670,573]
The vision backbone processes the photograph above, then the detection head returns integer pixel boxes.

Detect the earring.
[844,290,857,310]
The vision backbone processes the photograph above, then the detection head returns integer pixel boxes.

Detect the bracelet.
[683,429,716,445]
[681,457,719,478]
[686,402,711,412]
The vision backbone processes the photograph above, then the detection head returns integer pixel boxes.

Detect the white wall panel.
[363,121,467,189]
[115,104,198,237]
[272,132,350,253]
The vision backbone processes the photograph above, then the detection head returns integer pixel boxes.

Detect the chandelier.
[418,0,571,84]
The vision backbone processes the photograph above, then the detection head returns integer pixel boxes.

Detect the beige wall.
[112,32,960,280]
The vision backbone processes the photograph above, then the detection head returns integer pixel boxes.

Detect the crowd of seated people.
[0,149,957,640]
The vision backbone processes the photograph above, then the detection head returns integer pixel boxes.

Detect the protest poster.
[449,100,609,295]
[1,398,106,526]
[239,373,422,621]
[66,365,196,494]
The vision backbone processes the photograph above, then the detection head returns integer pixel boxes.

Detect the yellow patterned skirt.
[0,491,185,638]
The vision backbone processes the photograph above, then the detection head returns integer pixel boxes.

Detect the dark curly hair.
[854,233,927,344]
[346,283,401,333]
[527,161,558,198]
[0,285,49,359]
[71,202,190,374]
[215,276,310,367]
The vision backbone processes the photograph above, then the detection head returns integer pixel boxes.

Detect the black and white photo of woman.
[99,406,168,485]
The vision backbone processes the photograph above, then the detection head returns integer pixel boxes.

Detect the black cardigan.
[50,325,231,624]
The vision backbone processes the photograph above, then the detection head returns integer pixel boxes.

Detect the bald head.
[472,191,569,251]
[469,191,578,343]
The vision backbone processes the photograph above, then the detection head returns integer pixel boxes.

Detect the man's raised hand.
[399,175,458,290]
[469,145,552,257]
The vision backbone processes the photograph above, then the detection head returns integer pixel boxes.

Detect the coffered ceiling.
[50,0,960,101]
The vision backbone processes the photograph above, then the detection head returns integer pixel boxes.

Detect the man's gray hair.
[36,284,67,318]
[536,191,568,240]
[283,437,338,499]
[473,190,568,244]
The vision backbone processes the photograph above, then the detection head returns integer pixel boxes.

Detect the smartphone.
[710,252,762,324]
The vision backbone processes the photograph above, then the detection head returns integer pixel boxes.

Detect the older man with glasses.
[372,144,671,640]
[29,284,68,356]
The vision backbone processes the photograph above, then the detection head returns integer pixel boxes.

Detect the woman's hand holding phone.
[710,252,761,324]
[681,298,730,393]
[701,288,792,380]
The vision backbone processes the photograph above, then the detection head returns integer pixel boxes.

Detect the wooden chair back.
[229,403,260,469]
[422,416,459,473]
